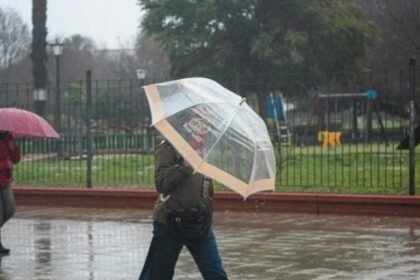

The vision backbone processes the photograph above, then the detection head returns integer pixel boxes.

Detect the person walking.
[0,131,21,255]
[139,139,228,280]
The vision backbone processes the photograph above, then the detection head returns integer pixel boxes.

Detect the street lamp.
[136,68,147,81]
[51,39,64,158]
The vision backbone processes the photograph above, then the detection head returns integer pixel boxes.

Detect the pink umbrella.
[0,108,60,138]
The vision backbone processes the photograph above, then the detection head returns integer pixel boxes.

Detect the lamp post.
[136,68,147,82]
[51,39,64,158]
[33,89,47,116]
[136,68,150,147]
[136,68,147,124]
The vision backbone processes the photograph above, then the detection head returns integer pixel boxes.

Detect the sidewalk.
[1,206,420,279]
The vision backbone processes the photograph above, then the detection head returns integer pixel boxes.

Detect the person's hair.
[0,131,9,140]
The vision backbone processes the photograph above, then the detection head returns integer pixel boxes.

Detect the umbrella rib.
[249,136,259,186]
[199,101,244,169]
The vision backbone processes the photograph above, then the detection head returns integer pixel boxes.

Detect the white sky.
[0,0,142,49]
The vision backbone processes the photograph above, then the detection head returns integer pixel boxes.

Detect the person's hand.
[183,159,190,167]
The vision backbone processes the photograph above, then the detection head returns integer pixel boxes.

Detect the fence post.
[86,71,93,188]
[409,58,416,195]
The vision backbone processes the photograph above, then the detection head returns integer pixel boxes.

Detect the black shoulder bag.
[166,204,210,241]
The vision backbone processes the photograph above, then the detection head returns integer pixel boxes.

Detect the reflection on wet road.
[1,206,420,279]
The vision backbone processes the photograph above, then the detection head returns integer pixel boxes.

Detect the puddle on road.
[0,208,420,279]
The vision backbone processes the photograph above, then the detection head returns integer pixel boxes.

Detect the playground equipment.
[317,131,342,147]
[304,89,388,146]
[266,93,291,146]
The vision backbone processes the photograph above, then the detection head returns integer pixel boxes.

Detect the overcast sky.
[1,0,142,49]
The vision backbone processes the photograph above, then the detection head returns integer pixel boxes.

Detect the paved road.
[1,206,420,279]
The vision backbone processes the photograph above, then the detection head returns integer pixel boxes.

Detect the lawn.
[13,143,420,195]
[14,154,155,188]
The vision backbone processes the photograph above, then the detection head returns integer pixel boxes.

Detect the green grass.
[277,143,417,194]
[14,154,155,188]
[13,143,420,195]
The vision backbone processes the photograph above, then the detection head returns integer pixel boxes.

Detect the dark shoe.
[0,245,10,255]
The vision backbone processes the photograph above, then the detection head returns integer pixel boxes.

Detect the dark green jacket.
[152,141,214,224]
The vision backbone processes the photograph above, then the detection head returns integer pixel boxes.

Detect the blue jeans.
[139,222,228,280]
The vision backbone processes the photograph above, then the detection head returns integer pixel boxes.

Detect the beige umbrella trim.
[144,85,164,124]
[155,119,275,198]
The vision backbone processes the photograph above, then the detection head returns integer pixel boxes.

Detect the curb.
[13,187,420,217]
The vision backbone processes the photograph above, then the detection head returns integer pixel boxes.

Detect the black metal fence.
[0,67,418,194]
[0,75,156,188]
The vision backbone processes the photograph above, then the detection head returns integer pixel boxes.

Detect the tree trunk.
[31,0,48,115]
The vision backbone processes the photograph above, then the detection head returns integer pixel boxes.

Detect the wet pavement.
[1,206,420,279]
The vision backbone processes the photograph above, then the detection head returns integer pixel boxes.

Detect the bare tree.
[135,35,170,80]
[381,0,420,53]
[361,0,420,69]
[57,34,98,81]
[0,8,31,71]
[96,35,170,80]
[48,34,137,81]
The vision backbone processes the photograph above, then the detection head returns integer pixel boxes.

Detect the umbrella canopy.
[144,77,275,199]
[0,108,60,138]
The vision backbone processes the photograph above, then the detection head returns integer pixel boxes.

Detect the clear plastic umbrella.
[144,77,275,199]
